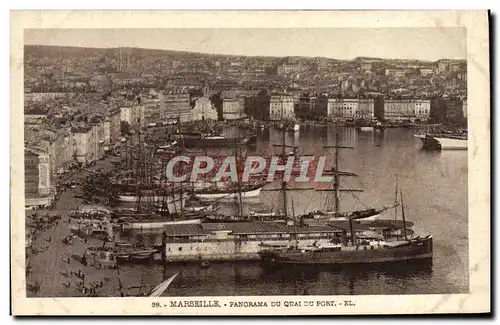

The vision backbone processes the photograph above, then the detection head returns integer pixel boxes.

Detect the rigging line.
[346,190,369,209]
[339,178,369,209]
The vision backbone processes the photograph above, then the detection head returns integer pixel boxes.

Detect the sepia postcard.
[10,10,490,316]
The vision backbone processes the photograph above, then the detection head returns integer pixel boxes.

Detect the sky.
[24,28,466,61]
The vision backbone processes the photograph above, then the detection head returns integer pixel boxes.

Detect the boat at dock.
[115,212,203,232]
[180,134,254,148]
[156,219,420,263]
[195,182,265,200]
[112,242,159,263]
[258,130,433,267]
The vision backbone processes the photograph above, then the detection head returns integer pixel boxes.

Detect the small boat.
[359,126,374,132]
[130,251,155,261]
[201,261,210,268]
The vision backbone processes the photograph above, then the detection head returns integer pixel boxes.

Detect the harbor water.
[117,126,468,296]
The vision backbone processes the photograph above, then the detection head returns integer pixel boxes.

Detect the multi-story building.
[419,68,434,77]
[276,64,305,75]
[356,99,375,119]
[24,92,68,102]
[244,91,270,121]
[295,95,328,119]
[88,117,107,159]
[108,108,122,143]
[163,90,192,123]
[120,104,145,129]
[385,69,405,78]
[24,148,40,198]
[222,98,245,120]
[143,98,161,124]
[383,99,431,121]
[437,61,449,74]
[51,129,73,173]
[414,100,431,121]
[24,108,48,125]
[384,100,414,121]
[72,126,98,164]
[269,95,295,121]
[327,98,359,119]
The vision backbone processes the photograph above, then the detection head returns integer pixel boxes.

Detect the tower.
[203,80,209,98]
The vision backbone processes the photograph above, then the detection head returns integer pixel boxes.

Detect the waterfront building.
[357,98,375,119]
[295,95,328,119]
[327,98,359,119]
[222,98,245,120]
[269,95,295,121]
[383,100,414,121]
[414,100,431,121]
[244,91,270,121]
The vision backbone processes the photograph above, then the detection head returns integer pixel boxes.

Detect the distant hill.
[24,44,466,64]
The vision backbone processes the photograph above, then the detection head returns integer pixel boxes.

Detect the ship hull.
[259,236,433,266]
[122,218,202,231]
[195,185,263,200]
[116,193,189,212]
[433,137,468,150]
[414,134,467,150]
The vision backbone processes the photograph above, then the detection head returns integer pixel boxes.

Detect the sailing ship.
[258,131,433,267]
[302,136,396,224]
[112,123,204,231]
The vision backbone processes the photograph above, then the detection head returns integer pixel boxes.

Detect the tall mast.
[281,128,288,220]
[135,131,142,213]
[235,120,244,219]
[323,130,359,246]
[400,189,408,240]
[323,130,355,215]
[394,173,399,221]
[291,196,298,248]
[333,132,340,214]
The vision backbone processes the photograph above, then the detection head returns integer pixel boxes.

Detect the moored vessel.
[195,182,265,200]
[258,130,433,267]
[414,133,467,150]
